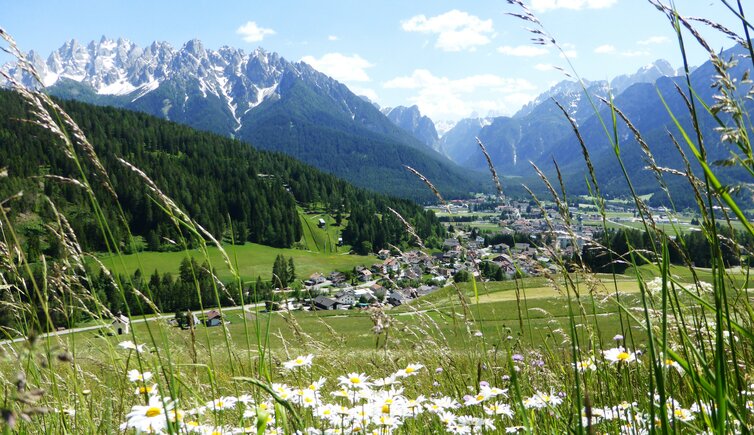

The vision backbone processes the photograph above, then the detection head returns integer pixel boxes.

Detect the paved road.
[0,301,279,345]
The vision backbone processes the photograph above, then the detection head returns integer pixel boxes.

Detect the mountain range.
[400,52,752,205]
[4,37,752,205]
[1,37,485,201]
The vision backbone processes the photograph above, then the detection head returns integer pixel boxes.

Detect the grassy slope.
[97,242,375,284]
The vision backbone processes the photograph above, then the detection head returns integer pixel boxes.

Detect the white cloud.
[236,21,276,43]
[594,44,615,54]
[300,53,373,82]
[530,0,617,12]
[350,86,380,103]
[328,35,338,41]
[637,36,669,45]
[534,63,555,71]
[401,10,494,52]
[383,69,536,120]
[498,45,549,57]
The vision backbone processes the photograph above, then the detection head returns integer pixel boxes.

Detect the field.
[95,241,375,284]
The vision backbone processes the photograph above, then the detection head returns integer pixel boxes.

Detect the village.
[107,194,702,334]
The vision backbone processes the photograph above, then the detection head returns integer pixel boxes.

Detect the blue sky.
[1,1,747,122]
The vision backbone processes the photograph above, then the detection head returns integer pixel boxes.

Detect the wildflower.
[438,411,457,426]
[670,407,694,423]
[574,356,597,372]
[506,427,526,433]
[395,363,423,378]
[282,354,313,370]
[511,354,524,363]
[372,375,399,388]
[128,369,154,382]
[119,341,146,353]
[338,372,371,390]
[124,395,173,433]
[613,334,624,341]
[205,396,238,411]
[135,384,158,396]
[473,331,484,337]
[660,355,684,375]
[523,391,563,409]
[603,347,637,364]
[484,402,514,417]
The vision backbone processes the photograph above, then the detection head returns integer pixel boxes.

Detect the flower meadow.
[115,348,752,434]
[2,1,754,433]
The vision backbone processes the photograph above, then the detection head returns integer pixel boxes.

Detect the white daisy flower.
[128,369,154,383]
[603,347,637,364]
[282,354,313,370]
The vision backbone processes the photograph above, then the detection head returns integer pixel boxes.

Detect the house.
[112,313,130,335]
[387,291,408,307]
[443,238,460,249]
[334,291,356,306]
[384,257,400,273]
[205,310,224,327]
[305,273,326,286]
[358,269,373,282]
[328,271,346,284]
[377,249,391,260]
[312,296,343,310]
[318,218,327,228]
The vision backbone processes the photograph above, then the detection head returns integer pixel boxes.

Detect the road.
[0,301,278,346]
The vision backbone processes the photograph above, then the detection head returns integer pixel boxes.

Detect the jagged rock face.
[384,105,440,150]
[1,37,483,200]
[1,37,365,134]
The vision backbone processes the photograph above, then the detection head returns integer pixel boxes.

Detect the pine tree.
[287,257,296,282]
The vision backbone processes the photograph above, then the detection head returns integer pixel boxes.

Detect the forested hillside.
[0,90,445,255]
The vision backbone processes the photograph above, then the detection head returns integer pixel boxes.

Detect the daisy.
[124,395,173,433]
[484,402,514,417]
[338,372,371,390]
[128,369,154,383]
[135,384,159,396]
[119,341,146,353]
[282,354,313,370]
[603,347,637,364]
[205,396,238,411]
[574,356,597,372]
[395,363,423,378]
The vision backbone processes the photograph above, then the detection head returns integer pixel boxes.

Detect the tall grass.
[0,0,753,433]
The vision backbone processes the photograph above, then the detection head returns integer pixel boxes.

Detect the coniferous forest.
[0,90,445,256]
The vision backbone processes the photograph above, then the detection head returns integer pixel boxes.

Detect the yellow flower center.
[145,407,161,418]
[217,401,224,408]
[350,376,361,384]
[139,386,153,394]
[382,404,390,414]
[665,359,674,365]
[405,367,414,374]
[617,352,630,361]
[295,358,304,364]
[476,394,485,401]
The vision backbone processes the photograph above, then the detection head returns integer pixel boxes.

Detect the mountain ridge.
[2,37,485,201]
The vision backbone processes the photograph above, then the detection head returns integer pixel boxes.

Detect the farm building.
[205,309,224,327]
[112,313,130,335]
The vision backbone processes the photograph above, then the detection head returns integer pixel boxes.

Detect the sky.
[1,1,748,123]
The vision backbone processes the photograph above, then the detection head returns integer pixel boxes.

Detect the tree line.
[0,90,445,256]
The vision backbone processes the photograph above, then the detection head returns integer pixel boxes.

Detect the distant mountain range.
[4,37,751,204]
[377,52,752,205]
[1,37,485,201]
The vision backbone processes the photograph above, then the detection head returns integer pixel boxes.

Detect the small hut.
[112,313,130,335]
